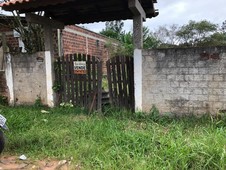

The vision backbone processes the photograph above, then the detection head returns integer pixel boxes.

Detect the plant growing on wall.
[3,10,45,53]
[12,11,44,53]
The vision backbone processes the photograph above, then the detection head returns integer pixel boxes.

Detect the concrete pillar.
[5,53,15,105]
[134,49,142,111]
[133,15,143,49]
[133,15,143,111]
[44,26,55,107]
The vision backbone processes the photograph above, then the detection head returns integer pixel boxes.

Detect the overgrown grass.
[0,106,226,169]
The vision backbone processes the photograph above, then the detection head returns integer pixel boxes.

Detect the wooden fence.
[106,56,134,111]
[55,54,102,112]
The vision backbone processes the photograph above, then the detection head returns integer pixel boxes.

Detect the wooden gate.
[106,56,134,111]
[55,54,102,112]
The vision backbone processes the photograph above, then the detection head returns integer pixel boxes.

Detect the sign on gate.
[73,61,86,74]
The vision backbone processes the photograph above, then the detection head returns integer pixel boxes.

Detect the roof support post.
[129,0,145,49]
[133,15,143,49]
[133,15,143,111]
[44,25,55,107]
[129,0,146,111]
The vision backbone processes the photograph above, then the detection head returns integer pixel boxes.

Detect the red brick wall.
[1,24,117,74]
[0,26,19,52]
[62,25,113,74]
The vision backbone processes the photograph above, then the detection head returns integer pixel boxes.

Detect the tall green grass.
[0,106,225,169]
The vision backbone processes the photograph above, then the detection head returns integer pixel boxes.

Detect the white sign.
[73,61,87,74]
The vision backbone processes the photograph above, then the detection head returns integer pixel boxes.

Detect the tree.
[201,32,226,46]
[143,26,161,49]
[176,20,218,47]
[100,20,124,41]
[105,21,124,34]
[151,24,179,48]
[100,21,161,55]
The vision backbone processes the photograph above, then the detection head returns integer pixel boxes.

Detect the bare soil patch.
[0,155,80,170]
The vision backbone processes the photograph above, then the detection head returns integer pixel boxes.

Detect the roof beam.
[128,0,146,21]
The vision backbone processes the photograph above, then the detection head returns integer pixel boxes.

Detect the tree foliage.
[100,20,226,54]
[176,20,218,46]
[100,20,124,41]
[100,21,160,56]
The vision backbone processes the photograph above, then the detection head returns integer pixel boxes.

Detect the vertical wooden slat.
[111,57,118,106]
[92,56,97,110]
[61,56,66,102]
[65,55,71,102]
[87,55,92,109]
[74,54,79,105]
[70,54,75,104]
[121,56,128,108]
[97,60,102,112]
[77,54,82,106]
[127,56,135,111]
[106,59,113,105]
[83,54,88,107]
[69,54,73,102]
[116,56,123,107]
[55,57,62,105]
[54,58,61,105]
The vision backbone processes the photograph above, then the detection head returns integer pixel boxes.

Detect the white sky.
[80,0,226,33]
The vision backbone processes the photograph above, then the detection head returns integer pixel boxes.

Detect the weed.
[102,76,108,91]
[60,100,74,108]
[0,95,8,106]
[34,96,43,107]
[1,106,226,169]
[52,81,62,93]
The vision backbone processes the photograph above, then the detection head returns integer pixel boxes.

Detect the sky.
[1,0,226,33]
[79,0,226,33]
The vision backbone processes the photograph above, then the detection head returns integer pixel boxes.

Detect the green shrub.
[0,95,8,106]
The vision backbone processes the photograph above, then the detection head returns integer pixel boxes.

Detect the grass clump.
[0,106,225,169]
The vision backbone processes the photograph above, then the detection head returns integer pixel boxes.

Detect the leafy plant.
[0,95,8,106]
[60,100,74,108]
[4,11,45,53]
[34,96,43,107]
[52,82,61,93]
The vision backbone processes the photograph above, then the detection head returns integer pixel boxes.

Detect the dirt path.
[0,155,80,170]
